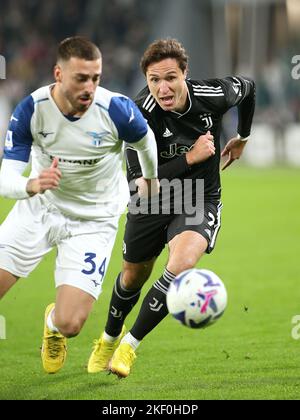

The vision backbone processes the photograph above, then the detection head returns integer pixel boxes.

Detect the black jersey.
[126,76,255,204]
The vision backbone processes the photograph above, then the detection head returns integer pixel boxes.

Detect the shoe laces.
[120,346,136,365]
[47,335,66,359]
[92,338,114,356]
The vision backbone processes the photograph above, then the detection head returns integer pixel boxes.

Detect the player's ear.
[54,64,62,83]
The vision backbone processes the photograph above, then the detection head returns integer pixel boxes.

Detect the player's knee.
[121,263,151,290]
[168,257,196,276]
[121,271,142,290]
[55,318,83,338]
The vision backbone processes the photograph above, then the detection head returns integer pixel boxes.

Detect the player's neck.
[51,84,85,118]
[173,83,189,114]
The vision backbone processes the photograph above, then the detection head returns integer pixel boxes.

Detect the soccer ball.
[166,269,227,329]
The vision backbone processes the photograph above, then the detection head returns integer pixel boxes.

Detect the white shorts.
[0,195,119,300]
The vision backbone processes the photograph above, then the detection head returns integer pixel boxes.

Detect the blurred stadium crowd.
[0,0,160,106]
[256,52,300,126]
[1,0,300,164]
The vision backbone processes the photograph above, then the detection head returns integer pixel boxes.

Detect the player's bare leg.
[42,285,95,374]
[88,259,155,373]
[127,231,208,340]
[111,232,208,378]
[167,231,208,275]
[121,259,156,290]
[0,269,19,300]
[53,285,95,338]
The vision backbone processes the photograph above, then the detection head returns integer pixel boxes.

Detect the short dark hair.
[57,36,101,62]
[140,39,188,75]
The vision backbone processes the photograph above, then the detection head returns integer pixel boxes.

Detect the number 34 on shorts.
[81,253,107,288]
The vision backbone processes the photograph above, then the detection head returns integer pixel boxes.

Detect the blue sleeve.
[4,95,34,162]
[108,96,148,143]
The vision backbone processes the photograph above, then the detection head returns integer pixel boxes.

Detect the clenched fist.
[186,131,215,166]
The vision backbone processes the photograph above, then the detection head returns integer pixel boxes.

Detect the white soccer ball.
[167,269,227,329]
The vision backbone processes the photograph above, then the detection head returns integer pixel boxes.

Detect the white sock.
[47,308,59,333]
[120,332,141,351]
[103,331,121,343]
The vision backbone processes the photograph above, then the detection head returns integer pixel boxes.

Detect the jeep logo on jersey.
[161,143,193,159]
[86,131,110,147]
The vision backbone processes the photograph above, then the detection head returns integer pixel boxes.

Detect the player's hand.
[186,131,215,166]
[221,137,247,171]
[135,177,160,198]
[26,157,62,196]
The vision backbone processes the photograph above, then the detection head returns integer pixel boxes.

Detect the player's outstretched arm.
[220,77,255,170]
[109,96,159,197]
[0,159,30,199]
[131,128,160,197]
[221,137,247,171]
[135,177,160,198]
[0,157,61,199]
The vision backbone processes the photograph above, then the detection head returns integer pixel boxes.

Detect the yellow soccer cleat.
[41,303,67,374]
[109,343,136,378]
[87,326,126,374]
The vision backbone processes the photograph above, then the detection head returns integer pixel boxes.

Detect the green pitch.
[0,167,299,400]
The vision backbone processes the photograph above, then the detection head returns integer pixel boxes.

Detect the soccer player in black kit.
[88,39,256,377]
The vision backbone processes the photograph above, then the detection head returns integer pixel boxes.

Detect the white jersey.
[2,84,157,220]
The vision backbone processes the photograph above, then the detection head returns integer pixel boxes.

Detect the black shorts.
[123,201,223,263]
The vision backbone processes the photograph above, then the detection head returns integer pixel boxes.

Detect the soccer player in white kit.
[0,36,159,374]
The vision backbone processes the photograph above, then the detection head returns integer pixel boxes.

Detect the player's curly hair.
[57,36,101,62]
[140,38,188,75]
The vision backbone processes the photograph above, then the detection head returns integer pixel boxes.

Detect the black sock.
[105,273,141,337]
[130,269,176,341]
